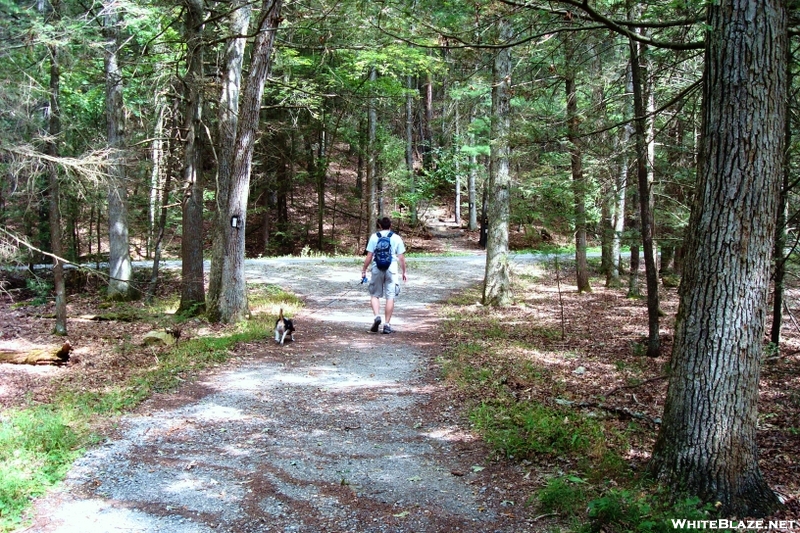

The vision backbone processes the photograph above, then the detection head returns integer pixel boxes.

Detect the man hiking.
[361,217,408,334]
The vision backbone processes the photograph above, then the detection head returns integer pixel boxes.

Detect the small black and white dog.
[274,308,295,345]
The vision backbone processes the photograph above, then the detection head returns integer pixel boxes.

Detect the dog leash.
[290,276,368,321]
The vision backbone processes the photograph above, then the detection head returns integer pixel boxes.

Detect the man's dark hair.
[379,217,392,230]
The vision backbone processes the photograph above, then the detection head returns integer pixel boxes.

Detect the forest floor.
[1,214,800,531]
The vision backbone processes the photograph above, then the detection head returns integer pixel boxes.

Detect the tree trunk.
[217,0,283,323]
[356,118,365,197]
[454,104,461,225]
[45,1,66,335]
[275,131,291,253]
[627,186,641,297]
[406,75,417,226]
[177,0,206,315]
[147,95,180,301]
[207,0,251,317]
[468,107,479,231]
[649,0,786,516]
[629,36,659,357]
[367,66,378,239]
[482,18,512,307]
[771,49,792,347]
[104,4,135,301]
[421,72,434,172]
[564,50,591,294]
[609,75,630,288]
[148,103,165,260]
[316,123,327,251]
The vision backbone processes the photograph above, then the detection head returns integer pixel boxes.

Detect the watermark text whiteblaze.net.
[671,519,799,530]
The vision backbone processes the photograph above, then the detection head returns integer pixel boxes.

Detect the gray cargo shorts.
[368,269,400,299]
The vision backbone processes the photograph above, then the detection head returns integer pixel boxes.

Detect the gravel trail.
[24,255,545,533]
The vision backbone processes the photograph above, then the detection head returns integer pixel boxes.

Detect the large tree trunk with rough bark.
[216,0,282,323]
[207,0,251,320]
[649,0,786,516]
[104,5,135,301]
[482,17,512,307]
[177,0,206,315]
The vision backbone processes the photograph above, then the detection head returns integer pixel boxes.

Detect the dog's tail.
[278,308,284,321]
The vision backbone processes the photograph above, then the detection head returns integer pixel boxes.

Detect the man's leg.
[371,296,381,317]
[369,272,384,332]
[370,294,382,332]
[384,298,394,324]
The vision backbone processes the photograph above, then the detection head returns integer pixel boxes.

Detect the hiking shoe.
[370,317,382,333]
[382,324,393,334]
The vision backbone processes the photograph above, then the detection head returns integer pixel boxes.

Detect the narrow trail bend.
[24,254,548,533]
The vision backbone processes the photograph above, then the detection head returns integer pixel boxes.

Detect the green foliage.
[25,277,53,306]
[0,407,85,531]
[470,401,607,459]
[582,490,715,533]
[537,476,590,515]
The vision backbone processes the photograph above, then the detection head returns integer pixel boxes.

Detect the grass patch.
[0,406,87,531]
[534,479,716,533]
[0,284,300,532]
[581,489,715,533]
[537,475,591,515]
[470,401,613,460]
[248,283,303,314]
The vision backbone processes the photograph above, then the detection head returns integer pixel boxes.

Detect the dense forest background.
[2,0,800,526]
[0,0,705,280]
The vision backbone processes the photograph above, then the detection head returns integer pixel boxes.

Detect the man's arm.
[361,252,374,277]
[398,254,407,282]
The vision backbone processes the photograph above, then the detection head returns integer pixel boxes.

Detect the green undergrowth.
[536,478,715,532]
[0,406,87,529]
[438,273,711,532]
[0,284,300,532]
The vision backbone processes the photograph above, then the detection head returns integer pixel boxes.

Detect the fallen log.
[0,342,71,365]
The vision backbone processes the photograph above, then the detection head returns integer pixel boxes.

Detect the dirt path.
[23,254,547,533]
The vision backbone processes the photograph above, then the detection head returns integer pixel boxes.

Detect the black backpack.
[373,231,394,271]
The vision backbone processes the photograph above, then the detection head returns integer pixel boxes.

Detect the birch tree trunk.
[649,0,786,515]
[610,116,631,288]
[104,4,135,301]
[207,0,252,320]
[148,102,165,259]
[217,0,282,323]
[468,105,478,231]
[177,0,206,315]
[454,104,461,225]
[147,96,180,301]
[482,18,512,307]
